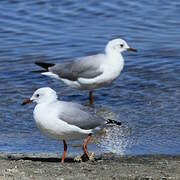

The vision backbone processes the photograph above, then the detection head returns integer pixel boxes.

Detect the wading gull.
[35,38,137,105]
[22,87,121,164]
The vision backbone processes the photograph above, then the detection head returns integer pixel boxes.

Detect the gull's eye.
[120,44,124,48]
[36,94,40,98]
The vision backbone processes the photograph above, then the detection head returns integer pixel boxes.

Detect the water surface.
[0,0,180,155]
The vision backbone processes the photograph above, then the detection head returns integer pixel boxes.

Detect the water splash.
[96,125,133,155]
[95,106,135,155]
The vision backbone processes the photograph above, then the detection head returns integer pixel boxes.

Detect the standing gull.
[22,87,121,164]
[35,38,137,105]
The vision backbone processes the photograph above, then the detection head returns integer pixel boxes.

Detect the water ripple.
[0,0,179,155]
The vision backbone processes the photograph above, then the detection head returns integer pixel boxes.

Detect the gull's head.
[22,87,58,105]
[105,38,137,55]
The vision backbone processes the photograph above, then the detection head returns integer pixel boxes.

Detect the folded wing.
[49,54,104,81]
[57,101,105,130]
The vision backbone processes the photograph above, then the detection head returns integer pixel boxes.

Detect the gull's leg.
[61,139,67,164]
[82,133,92,160]
[89,91,94,106]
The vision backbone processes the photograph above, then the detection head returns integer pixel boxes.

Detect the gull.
[35,38,137,105]
[22,87,121,164]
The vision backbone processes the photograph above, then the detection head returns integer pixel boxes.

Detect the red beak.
[22,99,33,105]
[127,47,137,52]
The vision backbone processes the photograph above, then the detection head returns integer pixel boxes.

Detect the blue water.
[0,0,180,155]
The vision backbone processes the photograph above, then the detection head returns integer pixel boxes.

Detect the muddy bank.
[0,153,179,179]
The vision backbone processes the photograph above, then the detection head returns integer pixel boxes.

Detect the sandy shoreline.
[0,153,180,179]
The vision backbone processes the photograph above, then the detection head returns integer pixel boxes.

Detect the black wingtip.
[106,119,122,126]
[35,61,55,70]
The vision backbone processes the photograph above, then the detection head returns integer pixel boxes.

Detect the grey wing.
[58,102,105,130]
[49,54,104,81]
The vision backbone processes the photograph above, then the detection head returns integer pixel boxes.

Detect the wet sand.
[0,153,180,179]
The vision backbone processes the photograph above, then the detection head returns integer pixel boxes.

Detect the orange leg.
[82,134,92,160]
[89,91,94,106]
[61,139,67,165]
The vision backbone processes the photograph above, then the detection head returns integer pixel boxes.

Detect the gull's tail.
[35,61,55,71]
[106,119,122,126]
[31,61,55,74]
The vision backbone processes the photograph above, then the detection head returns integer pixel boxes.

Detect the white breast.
[102,55,124,82]
[33,104,63,139]
[33,103,92,140]
[78,54,124,89]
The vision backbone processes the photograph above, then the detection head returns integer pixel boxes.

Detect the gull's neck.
[37,98,58,106]
[106,50,124,64]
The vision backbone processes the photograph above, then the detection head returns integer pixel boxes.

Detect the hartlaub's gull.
[35,39,137,105]
[22,87,121,164]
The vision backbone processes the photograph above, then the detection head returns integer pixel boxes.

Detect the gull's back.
[49,54,106,81]
[54,101,105,130]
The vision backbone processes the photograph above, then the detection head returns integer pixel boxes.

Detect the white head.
[22,87,58,105]
[105,38,137,55]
